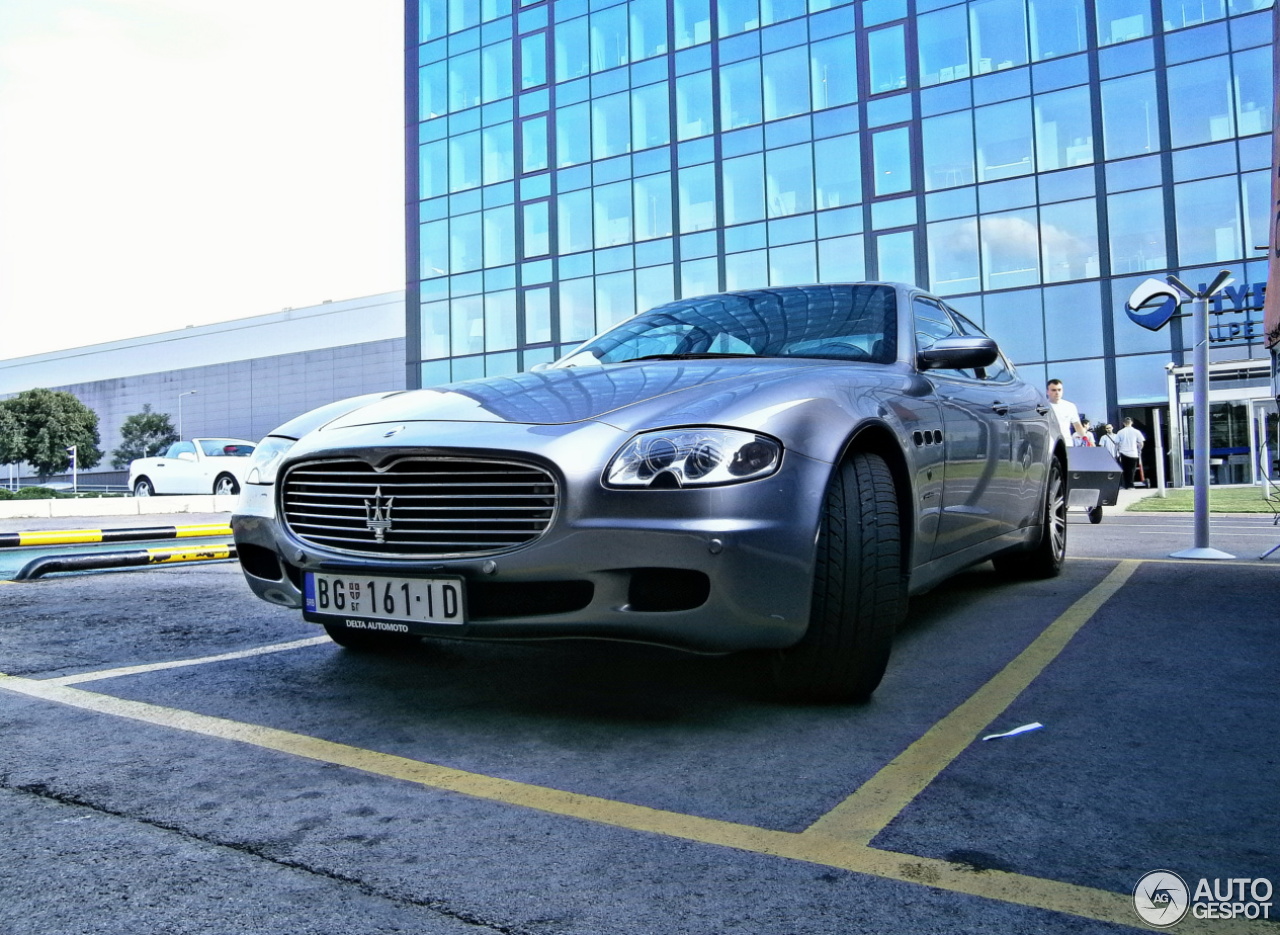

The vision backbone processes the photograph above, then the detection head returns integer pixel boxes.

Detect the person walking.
[1099,423,1120,457]
[1078,418,1096,447]
[1046,379,1085,445]
[1115,417,1146,489]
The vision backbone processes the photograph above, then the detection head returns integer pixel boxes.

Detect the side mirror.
[918,336,999,371]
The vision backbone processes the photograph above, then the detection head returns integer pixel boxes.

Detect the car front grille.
[281,457,557,557]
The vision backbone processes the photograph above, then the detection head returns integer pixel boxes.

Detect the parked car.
[129,438,257,497]
[232,283,1067,702]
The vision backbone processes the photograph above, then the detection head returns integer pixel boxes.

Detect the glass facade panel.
[1043,281,1104,360]
[810,34,858,109]
[558,188,594,254]
[1101,72,1162,159]
[876,230,915,282]
[872,127,912,195]
[676,71,715,140]
[675,0,713,49]
[813,135,862,207]
[868,26,907,94]
[590,6,630,72]
[451,294,485,355]
[975,99,1034,181]
[632,82,671,150]
[923,111,975,190]
[556,102,591,166]
[1097,0,1153,45]
[1039,198,1099,282]
[718,0,761,37]
[969,0,1028,75]
[1034,86,1094,171]
[1167,56,1234,147]
[981,208,1040,289]
[1233,47,1274,137]
[1107,187,1168,274]
[763,47,811,120]
[983,289,1045,362]
[721,59,764,129]
[927,217,981,296]
[522,201,550,257]
[765,143,814,217]
[555,17,589,82]
[630,4,668,61]
[918,6,969,86]
[818,234,866,282]
[1175,175,1242,265]
[1029,0,1086,61]
[592,91,631,160]
[1163,0,1227,29]
[634,173,674,241]
[722,153,766,224]
[679,163,719,231]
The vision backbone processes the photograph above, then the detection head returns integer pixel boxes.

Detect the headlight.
[605,428,782,488]
[245,436,297,485]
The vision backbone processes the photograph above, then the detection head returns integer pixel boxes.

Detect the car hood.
[322,359,842,431]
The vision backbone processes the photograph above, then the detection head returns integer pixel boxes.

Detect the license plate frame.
[303,571,466,629]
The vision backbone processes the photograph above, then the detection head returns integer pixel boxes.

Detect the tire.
[993,455,1067,579]
[323,622,420,653]
[771,451,906,703]
[133,478,154,497]
[1087,505,1103,525]
[213,474,240,496]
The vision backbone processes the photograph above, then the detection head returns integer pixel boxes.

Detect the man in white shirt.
[1115,417,1146,488]
[1046,379,1085,445]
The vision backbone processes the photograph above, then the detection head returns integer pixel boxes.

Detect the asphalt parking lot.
[0,509,1276,934]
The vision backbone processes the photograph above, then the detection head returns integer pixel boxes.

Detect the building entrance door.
[1253,399,1279,483]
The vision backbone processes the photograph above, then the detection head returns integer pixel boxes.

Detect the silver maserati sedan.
[232,283,1067,702]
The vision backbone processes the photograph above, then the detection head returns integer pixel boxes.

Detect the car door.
[154,440,199,493]
[949,308,1053,529]
[913,298,1015,557]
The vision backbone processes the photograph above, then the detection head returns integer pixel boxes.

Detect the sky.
[0,0,405,361]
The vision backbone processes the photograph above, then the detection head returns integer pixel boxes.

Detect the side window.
[913,297,971,378]
[167,441,197,459]
[949,308,1013,382]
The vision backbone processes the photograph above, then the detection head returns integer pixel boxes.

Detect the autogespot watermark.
[1133,870,1273,926]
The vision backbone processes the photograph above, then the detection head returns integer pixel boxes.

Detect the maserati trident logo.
[364,486,394,542]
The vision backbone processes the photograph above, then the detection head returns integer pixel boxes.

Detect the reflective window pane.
[918,6,970,85]
[482,41,513,103]
[449,131,482,191]
[557,188,594,253]
[1233,47,1274,137]
[982,289,1044,363]
[814,135,862,207]
[451,294,485,355]
[520,32,547,89]
[559,277,596,341]
[630,4,668,61]
[923,110,975,190]
[818,235,866,283]
[556,102,591,166]
[679,163,719,231]
[1029,0,1086,61]
[1167,56,1234,147]
[927,217,980,295]
[1101,72,1162,159]
[722,152,766,224]
[868,25,907,94]
[485,290,518,351]
[522,201,550,257]
[1096,0,1153,45]
[981,208,1040,289]
[872,127,912,195]
[876,230,916,282]
[1039,198,1100,283]
[766,143,814,217]
[522,286,552,345]
[675,0,712,48]
[631,82,671,150]
[1175,175,1242,265]
[969,0,1028,75]
[1034,86,1094,170]
[521,116,548,172]
[634,173,674,241]
[720,59,763,129]
[810,34,858,109]
[763,46,810,120]
[768,243,817,285]
[420,62,448,120]
[718,0,760,37]
[1043,282,1104,360]
[483,206,515,267]
[1107,187,1168,274]
[482,125,514,184]
[975,99,1034,181]
[595,271,636,331]
[421,140,449,199]
[676,71,715,139]
[555,16,589,82]
[1162,0,1226,29]
[590,6,630,72]
[681,257,720,297]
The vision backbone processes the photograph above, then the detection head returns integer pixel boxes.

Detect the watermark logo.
[1134,872,1273,925]
[1125,278,1181,332]
[1133,870,1190,927]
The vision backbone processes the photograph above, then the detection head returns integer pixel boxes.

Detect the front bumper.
[231,434,830,653]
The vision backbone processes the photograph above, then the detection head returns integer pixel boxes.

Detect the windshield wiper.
[618,352,760,362]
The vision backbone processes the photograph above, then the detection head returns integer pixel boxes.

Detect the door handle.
[991,402,1009,415]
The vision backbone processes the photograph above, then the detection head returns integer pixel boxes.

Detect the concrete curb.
[0,495,237,520]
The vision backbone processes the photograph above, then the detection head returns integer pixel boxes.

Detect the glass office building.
[406,0,1276,479]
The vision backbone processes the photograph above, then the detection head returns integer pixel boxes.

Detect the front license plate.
[304,572,466,626]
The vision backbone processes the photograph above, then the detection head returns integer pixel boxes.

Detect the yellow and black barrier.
[13,543,237,581]
[0,523,231,549]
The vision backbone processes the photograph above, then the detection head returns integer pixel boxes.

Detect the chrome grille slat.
[281,456,557,558]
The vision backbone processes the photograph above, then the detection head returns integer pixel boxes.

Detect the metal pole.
[1152,409,1166,497]
[1171,272,1235,560]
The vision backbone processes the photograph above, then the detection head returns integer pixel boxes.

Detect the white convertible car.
[129,438,256,496]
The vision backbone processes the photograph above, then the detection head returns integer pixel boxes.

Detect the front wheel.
[993,456,1067,579]
[133,478,154,497]
[323,622,420,653]
[213,474,240,496]
[771,451,906,703]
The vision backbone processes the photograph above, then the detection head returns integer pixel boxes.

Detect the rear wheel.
[133,478,153,497]
[772,451,906,703]
[993,455,1067,579]
[213,474,240,496]
[323,622,420,653]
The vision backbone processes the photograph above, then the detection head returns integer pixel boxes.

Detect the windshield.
[555,285,897,367]
[199,439,255,457]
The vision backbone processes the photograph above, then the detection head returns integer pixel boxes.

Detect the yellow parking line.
[0,669,1264,933]
[802,560,1141,846]
[47,636,332,685]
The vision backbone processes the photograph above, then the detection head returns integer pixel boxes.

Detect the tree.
[111,404,179,469]
[0,388,103,478]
